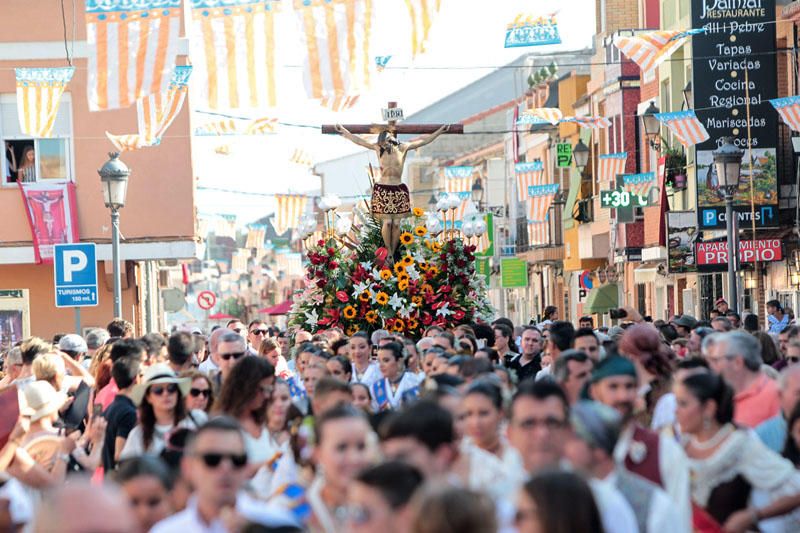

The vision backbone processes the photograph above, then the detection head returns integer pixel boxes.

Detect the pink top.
[734,374,780,428]
[94,378,119,411]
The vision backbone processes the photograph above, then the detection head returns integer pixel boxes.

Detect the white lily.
[360,261,373,271]
[352,281,370,298]
[388,293,405,311]
[413,251,426,264]
[304,309,319,327]
[406,265,421,282]
[399,304,414,319]
[436,303,453,317]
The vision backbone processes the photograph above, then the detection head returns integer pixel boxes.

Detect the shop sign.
[501,258,528,288]
[696,239,782,265]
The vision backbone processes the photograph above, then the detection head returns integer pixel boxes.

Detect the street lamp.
[471,177,484,207]
[428,192,438,211]
[641,101,661,150]
[573,139,590,172]
[713,137,744,312]
[98,152,131,319]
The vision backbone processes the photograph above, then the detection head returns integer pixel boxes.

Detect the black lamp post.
[471,177,484,208]
[641,101,661,150]
[713,137,744,312]
[573,139,590,173]
[98,152,131,318]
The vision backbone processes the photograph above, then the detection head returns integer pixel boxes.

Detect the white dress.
[370,372,423,412]
[350,362,381,388]
[120,410,207,460]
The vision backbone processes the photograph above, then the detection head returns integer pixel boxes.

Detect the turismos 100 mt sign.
[691,0,778,230]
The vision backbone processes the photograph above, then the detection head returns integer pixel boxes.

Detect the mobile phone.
[92,404,103,419]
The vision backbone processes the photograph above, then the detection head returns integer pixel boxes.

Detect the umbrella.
[208,312,236,320]
[258,300,293,315]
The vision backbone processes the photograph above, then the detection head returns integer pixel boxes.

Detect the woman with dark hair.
[618,324,676,433]
[113,456,173,532]
[542,305,558,321]
[348,332,381,388]
[17,145,35,182]
[410,485,497,533]
[752,331,781,367]
[179,370,214,413]
[515,470,604,533]
[783,402,800,467]
[326,355,352,383]
[120,365,205,460]
[462,380,520,475]
[676,373,800,530]
[371,341,423,412]
[350,382,372,413]
[329,337,349,357]
[474,346,500,365]
[215,356,276,498]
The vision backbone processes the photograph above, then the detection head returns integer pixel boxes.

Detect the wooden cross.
[321,101,464,136]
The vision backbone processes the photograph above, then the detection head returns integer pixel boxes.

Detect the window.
[1,94,72,185]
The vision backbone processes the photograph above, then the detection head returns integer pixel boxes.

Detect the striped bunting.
[527,183,559,222]
[598,152,628,185]
[770,96,800,131]
[515,161,544,202]
[189,0,280,110]
[613,29,702,75]
[519,107,563,126]
[86,0,182,111]
[320,93,360,112]
[194,117,278,136]
[273,194,309,236]
[290,148,314,167]
[15,67,75,138]
[622,173,657,199]
[562,115,612,129]
[655,110,709,147]
[406,0,441,57]
[527,220,549,247]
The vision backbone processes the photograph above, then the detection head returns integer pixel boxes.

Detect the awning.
[584,283,619,314]
[259,300,293,315]
[634,263,660,284]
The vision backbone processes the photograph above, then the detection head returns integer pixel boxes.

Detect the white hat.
[58,334,88,353]
[130,363,191,406]
[21,381,68,423]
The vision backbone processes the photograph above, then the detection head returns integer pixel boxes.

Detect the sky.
[193,0,597,226]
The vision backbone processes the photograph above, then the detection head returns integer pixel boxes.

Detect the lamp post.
[641,101,661,151]
[712,137,744,312]
[573,139,590,173]
[98,152,131,319]
[471,176,484,210]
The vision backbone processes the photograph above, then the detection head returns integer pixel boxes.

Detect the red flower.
[422,312,433,325]
[453,309,466,320]
[375,247,389,265]
[327,247,336,256]
[441,285,452,294]
[329,261,339,270]
[316,279,326,288]
[456,259,466,268]
[336,291,349,303]
[317,240,325,247]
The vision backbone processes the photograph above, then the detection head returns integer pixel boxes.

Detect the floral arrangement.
[288,208,492,338]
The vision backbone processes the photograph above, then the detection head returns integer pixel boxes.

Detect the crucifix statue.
[323,102,463,257]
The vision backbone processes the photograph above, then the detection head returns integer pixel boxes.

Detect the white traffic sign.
[197,290,217,310]
[54,243,98,308]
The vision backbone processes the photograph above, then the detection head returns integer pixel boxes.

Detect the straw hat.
[130,363,191,406]
[21,381,68,422]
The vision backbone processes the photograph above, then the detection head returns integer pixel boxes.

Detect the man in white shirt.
[198,328,232,375]
[535,321,574,381]
[151,417,296,532]
[567,400,678,533]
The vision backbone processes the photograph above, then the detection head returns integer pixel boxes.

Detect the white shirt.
[198,356,219,375]
[0,477,33,527]
[350,362,381,388]
[588,478,640,533]
[535,365,552,381]
[613,424,692,533]
[605,470,680,533]
[370,372,423,412]
[120,410,207,460]
[150,492,297,533]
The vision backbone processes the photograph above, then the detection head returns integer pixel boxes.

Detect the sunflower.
[412,207,425,217]
[401,255,414,267]
[399,232,414,245]
[427,265,440,277]
[398,279,409,291]
[398,272,410,284]
[375,292,389,305]
[431,241,442,252]
[419,261,428,270]
[359,290,371,302]
[420,284,434,295]
[414,225,427,237]
[343,305,357,319]
[407,318,419,331]
[365,310,378,324]
[391,319,405,332]
[380,269,392,281]
[394,263,406,275]
[346,325,359,336]
[412,296,423,306]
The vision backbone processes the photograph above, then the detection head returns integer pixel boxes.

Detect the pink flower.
[336,291,349,303]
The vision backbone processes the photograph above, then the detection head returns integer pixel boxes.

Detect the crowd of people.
[2,302,800,532]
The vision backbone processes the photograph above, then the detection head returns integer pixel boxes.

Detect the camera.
[609,308,628,320]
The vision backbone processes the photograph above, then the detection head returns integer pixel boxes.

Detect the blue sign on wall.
[54,243,98,308]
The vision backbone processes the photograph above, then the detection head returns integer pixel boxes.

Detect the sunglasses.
[197,452,247,469]
[190,388,211,398]
[149,383,178,396]
[219,351,245,361]
[250,329,269,336]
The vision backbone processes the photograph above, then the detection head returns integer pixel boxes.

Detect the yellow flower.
[419,261,428,270]
[412,296,423,306]
[346,325,359,336]
[398,279,409,291]
[414,225,427,237]
[427,265,439,276]
[394,263,406,275]
[407,318,419,331]
[431,241,442,252]
[359,291,371,302]
[343,305,357,319]
[412,207,425,217]
[399,232,413,245]
[398,272,410,284]
[365,310,378,324]
[401,255,414,267]
[380,269,392,281]
[420,284,433,295]
[392,319,405,332]
[375,292,389,305]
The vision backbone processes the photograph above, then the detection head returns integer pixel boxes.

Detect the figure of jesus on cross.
[324,102,462,258]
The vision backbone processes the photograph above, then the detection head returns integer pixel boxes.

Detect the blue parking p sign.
[54,243,98,308]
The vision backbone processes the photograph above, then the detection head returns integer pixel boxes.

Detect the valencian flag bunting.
[15,67,75,138]
[527,183,559,222]
[189,0,280,110]
[406,0,441,57]
[515,161,545,202]
[770,96,800,131]
[654,110,709,147]
[613,29,703,75]
[320,94,360,112]
[443,167,472,222]
[294,0,375,107]
[375,55,392,72]
[622,173,657,198]
[273,194,309,236]
[86,0,182,111]
[562,115,612,129]
[518,107,563,126]
[194,116,278,135]
[18,182,79,264]
[504,13,561,48]
[598,152,628,184]
[528,220,549,247]
[106,65,192,151]
[290,148,314,167]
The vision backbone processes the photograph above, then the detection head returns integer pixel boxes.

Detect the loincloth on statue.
[371,183,411,220]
